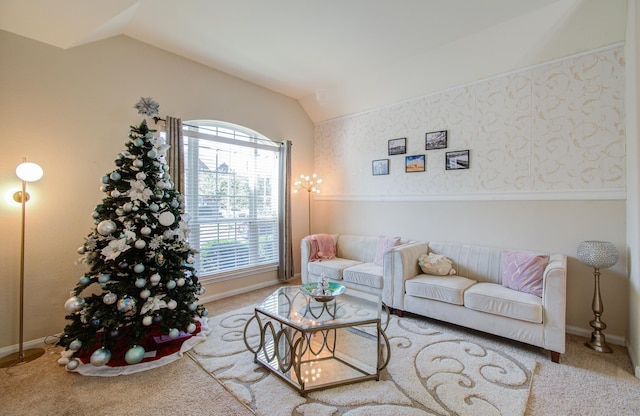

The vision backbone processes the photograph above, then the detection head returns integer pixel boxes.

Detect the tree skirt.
[191,307,537,416]
[60,318,211,376]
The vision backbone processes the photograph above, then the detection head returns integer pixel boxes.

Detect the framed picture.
[372,159,389,176]
[426,130,447,150]
[388,137,406,155]
[405,155,425,172]
[446,150,470,170]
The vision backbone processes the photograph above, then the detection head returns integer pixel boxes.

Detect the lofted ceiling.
[0,0,627,122]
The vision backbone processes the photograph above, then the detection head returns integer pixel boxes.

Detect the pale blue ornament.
[90,347,112,366]
[66,358,80,371]
[69,339,82,351]
[124,345,145,365]
[168,328,180,339]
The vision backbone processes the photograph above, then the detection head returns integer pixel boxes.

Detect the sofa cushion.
[501,250,549,297]
[307,258,362,281]
[464,282,543,323]
[405,275,477,305]
[373,235,402,266]
[343,263,384,289]
[418,253,456,275]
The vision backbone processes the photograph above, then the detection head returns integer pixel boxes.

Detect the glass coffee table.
[243,285,390,396]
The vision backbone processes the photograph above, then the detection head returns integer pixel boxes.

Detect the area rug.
[190,306,537,416]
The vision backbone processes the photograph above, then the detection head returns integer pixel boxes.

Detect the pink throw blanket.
[309,234,336,261]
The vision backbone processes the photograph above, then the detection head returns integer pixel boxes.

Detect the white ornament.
[158,211,175,226]
[150,273,161,285]
[97,220,116,236]
[140,289,151,299]
[142,315,153,326]
[167,300,177,310]
[141,226,152,236]
[135,239,146,249]
[186,323,197,333]
[136,172,147,181]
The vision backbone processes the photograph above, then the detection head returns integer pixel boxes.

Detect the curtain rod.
[152,116,284,146]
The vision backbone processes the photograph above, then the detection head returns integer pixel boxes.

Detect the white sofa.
[389,241,567,362]
[301,234,411,307]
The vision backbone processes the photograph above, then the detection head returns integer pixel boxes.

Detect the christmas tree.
[60,98,207,370]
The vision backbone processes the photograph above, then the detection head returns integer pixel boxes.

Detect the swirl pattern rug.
[191,306,537,416]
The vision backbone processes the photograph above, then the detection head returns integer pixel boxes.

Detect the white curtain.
[278,140,294,281]
[166,116,184,194]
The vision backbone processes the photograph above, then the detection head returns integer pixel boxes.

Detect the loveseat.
[301,234,411,307]
[389,241,567,362]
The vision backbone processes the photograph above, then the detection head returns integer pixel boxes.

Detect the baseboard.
[0,337,48,357]
[197,277,292,305]
[566,325,626,346]
[625,338,640,379]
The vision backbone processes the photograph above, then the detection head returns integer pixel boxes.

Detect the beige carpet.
[1,282,639,415]
[192,304,537,415]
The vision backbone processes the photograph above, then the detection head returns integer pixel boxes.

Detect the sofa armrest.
[384,241,429,310]
[300,234,339,284]
[542,253,567,354]
[301,236,312,284]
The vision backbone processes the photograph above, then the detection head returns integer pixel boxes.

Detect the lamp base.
[585,332,613,353]
[0,347,45,368]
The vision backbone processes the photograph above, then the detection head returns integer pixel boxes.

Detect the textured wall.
[315,45,625,198]
[312,45,629,340]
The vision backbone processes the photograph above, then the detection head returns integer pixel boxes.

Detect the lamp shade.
[16,162,43,182]
[576,241,619,269]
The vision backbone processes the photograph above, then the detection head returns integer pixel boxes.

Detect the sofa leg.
[550,351,560,363]
[395,310,403,317]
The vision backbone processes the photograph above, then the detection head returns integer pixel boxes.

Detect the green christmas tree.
[60,98,207,370]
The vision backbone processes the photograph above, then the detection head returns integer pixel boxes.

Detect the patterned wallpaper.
[314,45,625,200]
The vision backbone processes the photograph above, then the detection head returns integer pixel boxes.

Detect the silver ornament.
[64,296,85,313]
[103,292,117,305]
[96,220,116,236]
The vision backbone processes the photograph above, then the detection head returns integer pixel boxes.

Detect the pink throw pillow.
[374,235,401,266]
[501,250,549,297]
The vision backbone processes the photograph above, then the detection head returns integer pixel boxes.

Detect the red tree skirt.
[61,318,211,376]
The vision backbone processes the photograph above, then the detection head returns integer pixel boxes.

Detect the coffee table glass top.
[256,285,382,330]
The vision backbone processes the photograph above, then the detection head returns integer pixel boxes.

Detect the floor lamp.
[293,173,322,235]
[0,158,45,368]
[576,240,619,353]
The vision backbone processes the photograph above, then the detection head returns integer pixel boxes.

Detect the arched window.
[182,120,281,281]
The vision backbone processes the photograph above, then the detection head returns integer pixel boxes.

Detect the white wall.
[0,31,314,350]
[313,46,629,341]
[625,0,640,378]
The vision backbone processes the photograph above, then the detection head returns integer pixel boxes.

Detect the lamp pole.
[0,159,45,368]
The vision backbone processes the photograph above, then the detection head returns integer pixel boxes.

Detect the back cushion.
[428,242,502,284]
[336,235,379,263]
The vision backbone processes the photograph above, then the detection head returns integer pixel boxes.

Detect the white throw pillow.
[418,253,456,276]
